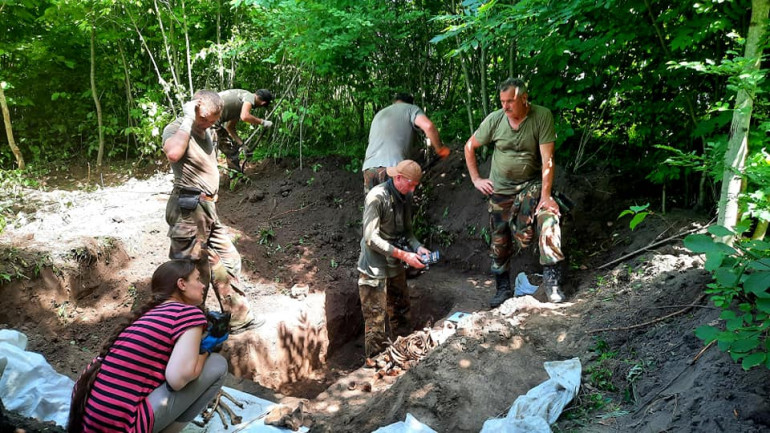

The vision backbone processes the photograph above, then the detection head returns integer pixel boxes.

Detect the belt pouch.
[178,188,201,210]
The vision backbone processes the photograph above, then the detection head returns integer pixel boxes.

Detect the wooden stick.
[691,340,716,364]
[268,205,309,221]
[588,294,706,333]
[597,220,714,270]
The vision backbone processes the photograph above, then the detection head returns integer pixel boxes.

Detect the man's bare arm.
[536,142,559,215]
[414,114,449,157]
[465,135,494,195]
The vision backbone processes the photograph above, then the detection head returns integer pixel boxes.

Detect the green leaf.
[629,212,648,230]
[731,337,760,353]
[684,234,715,253]
[694,325,719,343]
[715,268,740,288]
[630,204,650,213]
[704,252,725,272]
[618,209,633,219]
[741,352,766,370]
[707,225,735,237]
[748,258,770,271]
[757,298,770,313]
[744,272,770,297]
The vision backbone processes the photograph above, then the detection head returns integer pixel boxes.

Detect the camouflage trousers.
[213,125,241,171]
[362,167,390,195]
[488,180,564,273]
[358,270,411,358]
[166,193,253,328]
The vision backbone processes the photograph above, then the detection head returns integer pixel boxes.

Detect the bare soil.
[1,152,768,433]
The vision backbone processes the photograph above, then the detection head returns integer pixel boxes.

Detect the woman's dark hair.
[67,259,198,432]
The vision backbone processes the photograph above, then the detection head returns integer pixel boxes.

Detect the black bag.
[177,187,201,210]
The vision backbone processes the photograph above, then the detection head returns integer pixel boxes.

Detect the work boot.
[543,264,565,303]
[489,272,513,308]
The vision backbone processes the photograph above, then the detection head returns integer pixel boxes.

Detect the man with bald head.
[162,90,260,333]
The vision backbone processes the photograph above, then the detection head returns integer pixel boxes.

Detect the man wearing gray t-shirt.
[361,93,450,193]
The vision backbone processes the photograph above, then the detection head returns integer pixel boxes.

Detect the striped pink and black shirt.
[82,302,207,433]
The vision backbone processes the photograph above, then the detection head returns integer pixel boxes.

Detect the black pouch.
[177,187,201,211]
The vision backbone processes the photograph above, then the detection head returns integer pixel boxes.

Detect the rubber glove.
[261,119,273,128]
[199,332,229,354]
[180,100,198,133]
[436,146,450,159]
[392,248,425,269]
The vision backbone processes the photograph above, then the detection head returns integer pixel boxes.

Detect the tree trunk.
[117,40,136,158]
[0,84,25,170]
[480,43,489,117]
[181,0,193,96]
[127,6,177,115]
[91,26,105,167]
[153,0,182,102]
[717,0,769,240]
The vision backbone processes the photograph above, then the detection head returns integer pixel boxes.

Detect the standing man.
[357,160,435,358]
[362,92,451,193]
[464,78,566,307]
[163,90,259,333]
[215,88,274,173]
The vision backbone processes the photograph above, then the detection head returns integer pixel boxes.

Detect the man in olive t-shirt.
[215,88,274,173]
[361,92,450,193]
[465,78,566,307]
[162,90,260,332]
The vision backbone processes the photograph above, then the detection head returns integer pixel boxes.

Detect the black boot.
[489,272,513,308]
[543,264,565,303]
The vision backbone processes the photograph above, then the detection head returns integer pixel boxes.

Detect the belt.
[173,187,218,203]
[200,193,218,202]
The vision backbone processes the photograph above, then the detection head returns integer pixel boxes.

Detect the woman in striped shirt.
[68,259,229,433]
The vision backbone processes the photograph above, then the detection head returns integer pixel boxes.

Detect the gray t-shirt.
[218,89,256,124]
[362,102,424,170]
[162,119,220,196]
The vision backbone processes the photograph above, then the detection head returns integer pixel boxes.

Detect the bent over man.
[162,89,259,333]
[357,160,435,358]
[465,78,566,307]
[361,92,450,193]
[215,88,274,172]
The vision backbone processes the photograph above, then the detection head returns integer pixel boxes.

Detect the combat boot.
[543,264,565,303]
[489,272,513,308]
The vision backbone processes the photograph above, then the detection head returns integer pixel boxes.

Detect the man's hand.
[392,248,426,270]
[199,332,229,354]
[472,177,495,196]
[436,146,450,159]
[182,100,199,120]
[180,100,199,133]
[261,119,273,128]
[536,195,561,216]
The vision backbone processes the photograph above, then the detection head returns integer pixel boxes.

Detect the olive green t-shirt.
[474,105,556,195]
[362,102,425,170]
[162,119,220,196]
[218,89,256,124]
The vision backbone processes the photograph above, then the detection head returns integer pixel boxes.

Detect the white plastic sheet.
[371,413,438,433]
[480,358,582,433]
[0,329,75,427]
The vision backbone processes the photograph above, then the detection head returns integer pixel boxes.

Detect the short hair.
[256,89,274,105]
[193,89,224,116]
[499,78,528,95]
[394,92,414,104]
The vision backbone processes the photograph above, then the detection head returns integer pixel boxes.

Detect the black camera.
[420,251,440,266]
[206,310,231,338]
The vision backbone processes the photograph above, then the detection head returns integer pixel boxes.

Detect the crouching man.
[357,160,435,358]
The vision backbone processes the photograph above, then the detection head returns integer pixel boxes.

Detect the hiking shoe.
[489,272,513,308]
[547,285,565,303]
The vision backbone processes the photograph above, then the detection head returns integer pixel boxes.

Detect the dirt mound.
[1,153,768,433]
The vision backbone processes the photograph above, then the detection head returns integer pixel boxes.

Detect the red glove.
[392,248,426,269]
[436,146,450,159]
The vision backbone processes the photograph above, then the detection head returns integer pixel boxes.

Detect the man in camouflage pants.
[162,90,260,333]
[465,78,566,307]
[357,160,436,358]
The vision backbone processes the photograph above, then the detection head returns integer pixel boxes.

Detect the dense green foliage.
[686,225,770,370]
